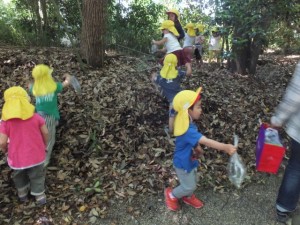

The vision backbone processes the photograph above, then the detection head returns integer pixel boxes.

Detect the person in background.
[166,8,185,42]
[0,86,49,205]
[183,23,196,64]
[270,61,300,223]
[29,64,71,167]
[164,88,237,211]
[208,27,221,64]
[194,24,206,68]
[152,20,192,76]
[150,53,186,135]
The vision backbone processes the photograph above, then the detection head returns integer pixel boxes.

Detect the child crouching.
[0,87,49,205]
[165,88,236,211]
[151,53,186,134]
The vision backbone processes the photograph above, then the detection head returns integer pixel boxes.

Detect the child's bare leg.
[185,63,192,76]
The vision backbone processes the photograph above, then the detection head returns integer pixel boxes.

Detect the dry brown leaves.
[0,46,299,224]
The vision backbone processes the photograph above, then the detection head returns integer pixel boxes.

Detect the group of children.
[151,9,237,211]
[152,8,221,76]
[0,64,71,205]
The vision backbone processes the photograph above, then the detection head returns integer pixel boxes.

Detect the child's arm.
[0,133,8,153]
[62,73,72,88]
[40,124,49,146]
[199,136,236,155]
[152,37,168,46]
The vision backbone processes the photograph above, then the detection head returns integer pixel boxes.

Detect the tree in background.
[81,0,107,67]
[215,0,300,74]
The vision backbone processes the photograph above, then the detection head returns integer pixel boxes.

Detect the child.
[29,64,71,167]
[0,86,49,204]
[165,88,237,211]
[150,53,186,134]
[166,8,185,42]
[194,24,206,68]
[183,23,196,63]
[152,20,192,76]
[208,27,221,64]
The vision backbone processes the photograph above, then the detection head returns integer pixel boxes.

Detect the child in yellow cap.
[164,88,237,211]
[166,8,185,41]
[183,23,196,62]
[0,86,49,205]
[29,64,71,167]
[152,20,192,76]
[194,24,206,68]
[208,27,222,64]
[150,53,186,134]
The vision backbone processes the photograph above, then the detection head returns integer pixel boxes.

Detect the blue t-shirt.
[173,123,203,173]
[155,70,185,103]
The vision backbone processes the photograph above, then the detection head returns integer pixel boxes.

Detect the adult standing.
[270,61,300,223]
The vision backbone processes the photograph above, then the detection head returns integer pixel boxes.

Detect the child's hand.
[193,144,204,158]
[63,73,72,87]
[225,144,237,155]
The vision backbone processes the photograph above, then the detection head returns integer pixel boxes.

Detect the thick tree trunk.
[81,0,107,67]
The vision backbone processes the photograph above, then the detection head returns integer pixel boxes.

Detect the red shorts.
[159,49,191,66]
[183,47,194,62]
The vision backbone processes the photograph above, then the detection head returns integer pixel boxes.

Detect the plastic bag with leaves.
[227,135,247,188]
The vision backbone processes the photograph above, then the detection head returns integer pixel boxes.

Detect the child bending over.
[150,53,186,135]
[152,20,192,76]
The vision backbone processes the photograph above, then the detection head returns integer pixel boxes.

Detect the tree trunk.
[30,0,43,43]
[81,0,107,67]
[40,0,48,33]
[249,36,263,74]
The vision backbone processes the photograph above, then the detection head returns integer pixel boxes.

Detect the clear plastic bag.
[227,135,247,188]
[70,75,81,94]
[151,44,158,54]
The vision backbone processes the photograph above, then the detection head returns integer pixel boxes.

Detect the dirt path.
[97,170,295,225]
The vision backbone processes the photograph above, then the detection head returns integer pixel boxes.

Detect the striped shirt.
[271,61,300,143]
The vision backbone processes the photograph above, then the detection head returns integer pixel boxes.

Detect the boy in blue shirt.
[165,88,237,211]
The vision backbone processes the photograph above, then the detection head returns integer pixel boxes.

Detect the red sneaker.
[182,194,204,208]
[164,187,179,211]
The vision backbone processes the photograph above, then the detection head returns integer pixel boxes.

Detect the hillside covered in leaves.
[0,46,299,224]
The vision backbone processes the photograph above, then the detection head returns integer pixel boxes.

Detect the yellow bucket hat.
[159,20,179,37]
[160,54,178,79]
[196,23,205,33]
[184,23,196,37]
[173,87,202,136]
[32,64,57,96]
[2,86,35,121]
[166,8,180,20]
[211,26,219,32]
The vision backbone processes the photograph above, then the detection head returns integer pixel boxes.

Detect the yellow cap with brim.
[211,27,219,32]
[160,53,178,79]
[196,24,205,33]
[2,86,35,121]
[184,23,196,37]
[173,87,202,136]
[166,9,180,19]
[159,20,179,37]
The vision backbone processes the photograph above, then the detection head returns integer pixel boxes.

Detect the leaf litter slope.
[0,47,298,224]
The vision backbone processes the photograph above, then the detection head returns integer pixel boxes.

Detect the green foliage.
[107,0,165,54]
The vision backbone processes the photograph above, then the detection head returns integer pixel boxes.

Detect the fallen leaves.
[0,46,299,224]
